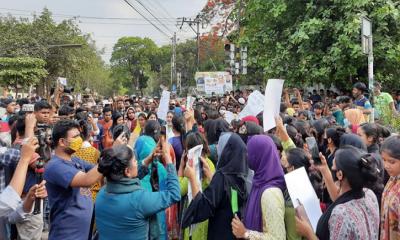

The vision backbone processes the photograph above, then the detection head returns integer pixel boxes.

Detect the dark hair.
[268,134,283,153]
[335,146,379,191]
[78,120,90,140]
[287,148,311,173]
[360,123,381,145]
[144,120,161,142]
[172,115,185,136]
[103,107,112,114]
[148,111,158,120]
[98,145,134,181]
[112,124,130,140]
[58,105,75,116]
[326,127,345,147]
[34,101,51,112]
[353,82,367,93]
[314,102,324,110]
[17,98,29,108]
[381,135,400,160]
[286,124,304,148]
[185,132,210,156]
[52,120,80,148]
[137,112,147,120]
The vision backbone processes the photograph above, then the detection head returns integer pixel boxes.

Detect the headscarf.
[125,107,136,132]
[242,116,259,125]
[340,133,367,151]
[244,135,286,231]
[344,108,365,126]
[204,119,230,145]
[216,133,248,200]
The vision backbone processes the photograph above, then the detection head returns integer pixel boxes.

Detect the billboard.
[195,72,233,95]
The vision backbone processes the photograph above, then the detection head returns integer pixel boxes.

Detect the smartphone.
[160,125,166,138]
[306,137,321,164]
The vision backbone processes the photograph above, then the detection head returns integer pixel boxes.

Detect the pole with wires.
[178,16,202,70]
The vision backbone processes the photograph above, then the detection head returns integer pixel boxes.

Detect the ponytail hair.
[335,146,380,192]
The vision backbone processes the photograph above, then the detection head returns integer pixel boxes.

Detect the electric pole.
[171,32,177,89]
[178,16,202,69]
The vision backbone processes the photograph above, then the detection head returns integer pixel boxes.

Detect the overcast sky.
[0,0,207,62]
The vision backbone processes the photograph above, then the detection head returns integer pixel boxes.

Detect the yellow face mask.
[68,136,83,152]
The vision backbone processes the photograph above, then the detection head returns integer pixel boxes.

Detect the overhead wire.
[123,0,171,39]
[133,0,175,34]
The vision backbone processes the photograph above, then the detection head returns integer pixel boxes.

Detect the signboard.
[195,72,233,95]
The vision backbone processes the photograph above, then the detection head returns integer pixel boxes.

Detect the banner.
[195,72,233,95]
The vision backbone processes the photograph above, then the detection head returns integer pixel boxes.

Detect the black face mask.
[331,169,339,182]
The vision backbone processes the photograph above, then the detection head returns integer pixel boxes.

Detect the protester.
[380,135,400,240]
[44,120,102,240]
[296,146,380,240]
[231,135,286,239]
[169,115,185,171]
[95,142,180,240]
[125,106,136,132]
[98,107,113,149]
[178,132,215,240]
[182,133,247,240]
[373,82,397,119]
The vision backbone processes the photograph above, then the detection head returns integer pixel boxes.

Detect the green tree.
[0,57,47,97]
[110,37,158,95]
[239,0,400,89]
[0,8,111,97]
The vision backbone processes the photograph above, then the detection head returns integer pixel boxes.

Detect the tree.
[0,57,47,97]
[239,0,400,89]
[110,37,158,95]
[0,8,112,97]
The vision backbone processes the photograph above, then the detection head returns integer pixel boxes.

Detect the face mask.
[67,136,83,153]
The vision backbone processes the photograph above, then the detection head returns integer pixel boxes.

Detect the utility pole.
[171,32,177,89]
[178,16,202,69]
[361,17,374,122]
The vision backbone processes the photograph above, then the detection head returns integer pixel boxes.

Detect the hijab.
[344,108,365,126]
[244,135,286,232]
[204,119,230,145]
[216,133,248,200]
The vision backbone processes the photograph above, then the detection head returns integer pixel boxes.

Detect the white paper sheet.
[156,90,170,121]
[284,167,322,232]
[58,77,67,86]
[238,90,265,119]
[263,79,284,132]
[187,144,203,203]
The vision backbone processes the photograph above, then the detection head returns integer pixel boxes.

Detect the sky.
[0,0,208,62]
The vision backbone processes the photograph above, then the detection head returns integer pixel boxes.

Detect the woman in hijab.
[339,133,367,151]
[182,133,248,240]
[125,107,136,132]
[203,119,230,165]
[296,146,380,240]
[344,108,365,133]
[231,135,286,239]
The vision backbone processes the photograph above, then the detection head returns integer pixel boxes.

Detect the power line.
[0,7,176,20]
[123,0,171,39]
[133,0,175,34]
[78,21,176,26]
[154,0,175,19]
[145,0,176,25]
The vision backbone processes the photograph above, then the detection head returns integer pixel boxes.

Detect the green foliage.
[0,8,113,96]
[239,0,400,88]
[0,57,48,88]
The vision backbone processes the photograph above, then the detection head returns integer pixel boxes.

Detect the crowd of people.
[0,81,399,240]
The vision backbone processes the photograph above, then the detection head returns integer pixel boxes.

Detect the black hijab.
[340,133,367,151]
[144,120,161,142]
[204,119,230,145]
